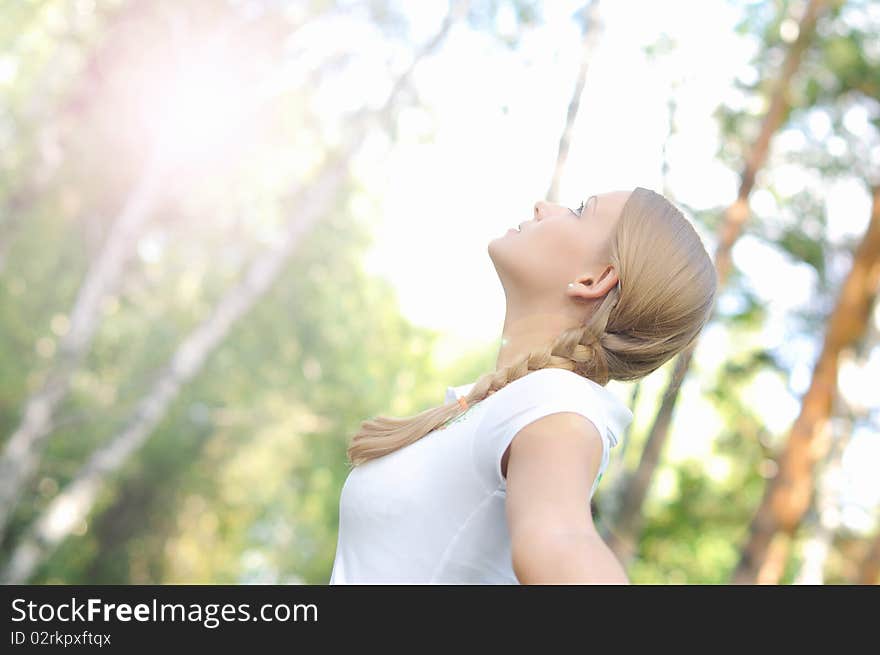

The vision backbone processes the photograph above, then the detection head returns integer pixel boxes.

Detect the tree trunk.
[794,522,835,584]
[605,343,695,560]
[0,0,469,585]
[856,528,880,585]
[0,154,164,543]
[546,0,604,203]
[731,185,880,584]
[792,410,851,584]
[605,0,829,566]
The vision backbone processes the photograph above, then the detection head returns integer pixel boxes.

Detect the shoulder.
[507,394,604,460]
[505,368,607,453]
[500,371,608,482]
[472,366,613,490]
[509,371,607,463]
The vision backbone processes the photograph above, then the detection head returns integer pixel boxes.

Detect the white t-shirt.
[328,367,634,584]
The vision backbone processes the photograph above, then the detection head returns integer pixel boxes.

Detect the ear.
[567,266,619,302]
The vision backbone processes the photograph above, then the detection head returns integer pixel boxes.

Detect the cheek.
[521,230,582,280]
[539,226,587,262]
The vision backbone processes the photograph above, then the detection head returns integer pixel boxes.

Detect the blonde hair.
[347,187,718,466]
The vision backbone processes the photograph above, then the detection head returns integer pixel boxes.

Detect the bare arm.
[511,525,629,584]
[505,411,629,584]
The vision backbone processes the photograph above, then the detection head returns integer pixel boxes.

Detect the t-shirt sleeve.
[472,368,613,500]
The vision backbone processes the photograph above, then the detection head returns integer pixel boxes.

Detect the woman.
[329,186,717,584]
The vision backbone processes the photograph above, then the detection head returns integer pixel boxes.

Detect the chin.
[487,238,510,279]
[487,235,504,263]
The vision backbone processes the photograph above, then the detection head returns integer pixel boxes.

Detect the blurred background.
[1,0,878,585]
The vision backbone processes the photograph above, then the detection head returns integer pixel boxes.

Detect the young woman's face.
[488,190,631,304]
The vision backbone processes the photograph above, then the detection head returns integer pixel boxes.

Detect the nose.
[533,200,550,220]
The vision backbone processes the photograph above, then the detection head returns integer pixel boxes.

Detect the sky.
[348,0,880,531]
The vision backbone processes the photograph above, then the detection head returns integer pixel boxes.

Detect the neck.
[495,302,588,372]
